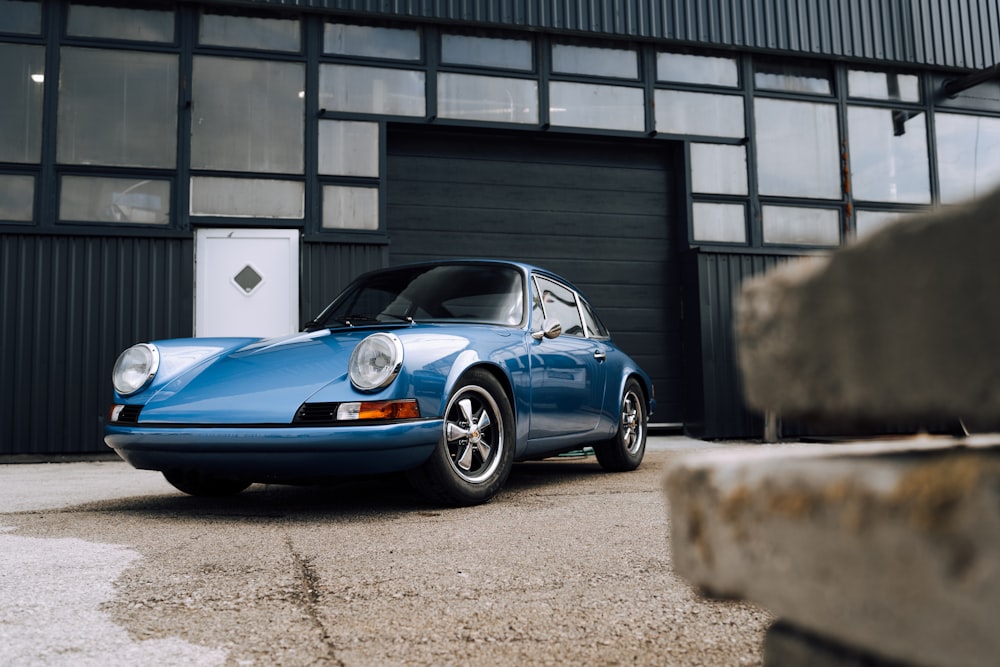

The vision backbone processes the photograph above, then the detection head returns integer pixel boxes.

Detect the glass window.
[58,48,177,168]
[191,56,303,174]
[936,77,1000,113]
[60,176,170,224]
[319,64,425,117]
[0,0,41,34]
[691,144,747,195]
[441,33,532,71]
[755,98,840,199]
[322,185,378,231]
[856,210,907,240]
[67,4,174,42]
[324,23,420,60]
[438,73,537,124]
[535,276,584,337]
[755,61,832,95]
[692,202,746,243]
[190,177,303,218]
[0,44,44,163]
[848,70,920,102]
[580,299,609,339]
[552,43,637,79]
[319,120,379,177]
[654,90,744,138]
[549,82,643,131]
[0,174,34,221]
[199,12,300,52]
[762,205,840,246]
[657,52,738,87]
[935,113,1000,204]
[848,106,929,203]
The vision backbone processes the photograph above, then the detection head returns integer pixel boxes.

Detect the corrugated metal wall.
[0,235,387,455]
[232,0,1000,70]
[0,234,194,455]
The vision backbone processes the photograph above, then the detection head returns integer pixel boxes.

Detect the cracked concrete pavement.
[0,436,771,666]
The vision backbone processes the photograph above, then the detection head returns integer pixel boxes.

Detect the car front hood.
[138,330,363,424]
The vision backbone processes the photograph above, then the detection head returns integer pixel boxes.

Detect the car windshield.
[318,264,525,327]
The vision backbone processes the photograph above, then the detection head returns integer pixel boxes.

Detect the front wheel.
[594,378,647,472]
[162,469,251,497]
[407,369,515,506]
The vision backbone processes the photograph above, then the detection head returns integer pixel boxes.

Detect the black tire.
[162,469,251,497]
[407,368,515,506]
[594,378,647,472]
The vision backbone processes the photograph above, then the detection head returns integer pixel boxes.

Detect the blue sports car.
[105,260,655,506]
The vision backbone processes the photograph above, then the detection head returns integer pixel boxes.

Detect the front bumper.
[104,419,442,481]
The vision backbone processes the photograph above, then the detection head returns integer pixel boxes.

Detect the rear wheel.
[407,369,514,506]
[594,378,647,472]
[162,469,251,497]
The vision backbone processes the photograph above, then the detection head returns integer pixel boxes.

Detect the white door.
[194,228,299,338]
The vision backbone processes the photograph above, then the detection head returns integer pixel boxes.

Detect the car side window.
[579,298,610,339]
[534,276,585,337]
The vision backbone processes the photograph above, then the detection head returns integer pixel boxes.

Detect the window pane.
[0,174,34,221]
[192,57,303,174]
[322,185,378,230]
[319,120,379,177]
[655,90,744,138]
[324,23,420,60]
[67,4,174,42]
[536,277,584,337]
[190,177,303,218]
[692,202,746,243]
[552,44,637,79]
[0,44,43,163]
[441,34,532,71]
[319,64,425,117]
[856,210,906,240]
[691,144,747,195]
[848,70,919,102]
[199,12,299,52]
[60,176,170,224]
[936,78,1000,113]
[58,48,177,168]
[936,113,1000,204]
[755,61,832,95]
[0,0,40,34]
[549,82,643,131]
[848,106,929,203]
[438,73,537,124]
[755,98,840,198]
[657,52,738,87]
[762,206,840,246]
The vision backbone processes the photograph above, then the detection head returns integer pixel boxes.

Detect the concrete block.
[734,187,1000,425]
[664,437,1000,667]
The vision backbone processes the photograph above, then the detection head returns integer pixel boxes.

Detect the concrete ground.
[0,435,771,666]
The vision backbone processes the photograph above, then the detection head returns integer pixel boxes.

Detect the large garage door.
[386,126,683,424]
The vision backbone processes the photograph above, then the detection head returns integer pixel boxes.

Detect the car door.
[527,275,608,440]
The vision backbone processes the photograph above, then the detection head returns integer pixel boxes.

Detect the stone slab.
[664,436,1000,667]
[734,187,1000,425]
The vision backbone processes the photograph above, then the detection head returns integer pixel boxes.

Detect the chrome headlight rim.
[112,343,160,396]
[348,333,404,392]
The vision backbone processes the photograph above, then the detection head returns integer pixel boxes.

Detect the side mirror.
[531,318,562,341]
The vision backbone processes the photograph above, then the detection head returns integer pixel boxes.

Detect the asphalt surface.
[0,436,771,666]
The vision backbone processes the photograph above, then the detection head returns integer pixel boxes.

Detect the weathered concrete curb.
[664,436,1000,667]
[734,187,1000,426]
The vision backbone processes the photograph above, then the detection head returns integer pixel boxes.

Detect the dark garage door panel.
[386,127,683,423]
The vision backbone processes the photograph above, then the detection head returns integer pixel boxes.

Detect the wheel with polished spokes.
[407,368,514,506]
[594,378,647,472]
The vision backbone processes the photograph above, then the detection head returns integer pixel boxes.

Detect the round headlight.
[349,333,403,392]
[112,343,160,395]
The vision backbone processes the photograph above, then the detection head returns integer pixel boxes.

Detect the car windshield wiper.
[328,313,414,327]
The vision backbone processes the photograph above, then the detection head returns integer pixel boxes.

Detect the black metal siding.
[227,0,1000,70]
[300,241,387,322]
[1,234,194,455]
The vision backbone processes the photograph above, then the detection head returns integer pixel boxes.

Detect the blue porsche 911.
[105,260,655,506]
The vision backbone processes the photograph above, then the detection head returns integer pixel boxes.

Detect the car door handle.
[593,350,607,361]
